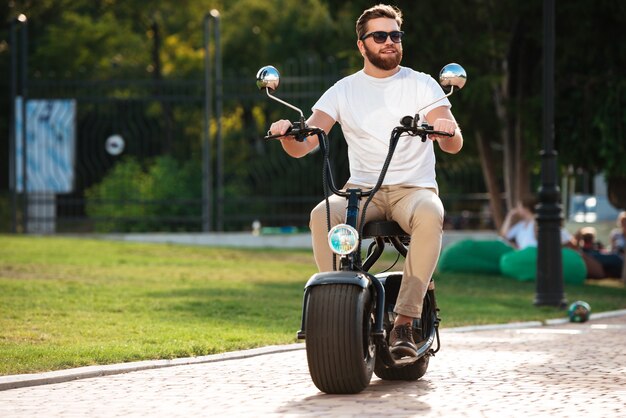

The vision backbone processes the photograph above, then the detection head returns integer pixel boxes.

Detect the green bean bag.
[438,239,514,274]
[499,247,587,285]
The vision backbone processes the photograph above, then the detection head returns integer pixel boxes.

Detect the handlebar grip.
[429,130,454,137]
[419,124,454,142]
[264,126,293,140]
[422,124,453,137]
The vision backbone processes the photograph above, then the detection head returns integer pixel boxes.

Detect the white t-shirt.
[505,221,537,249]
[312,67,451,189]
[505,219,573,249]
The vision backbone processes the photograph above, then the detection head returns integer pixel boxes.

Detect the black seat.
[362,220,409,238]
[361,221,409,271]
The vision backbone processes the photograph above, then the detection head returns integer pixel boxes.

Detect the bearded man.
[268,4,463,358]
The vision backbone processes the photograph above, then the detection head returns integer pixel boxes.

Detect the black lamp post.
[535,0,567,308]
[9,14,28,234]
[202,9,221,232]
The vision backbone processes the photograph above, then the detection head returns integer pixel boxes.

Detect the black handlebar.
[265,117,453,143]
[399,115,454,142]
[264,121,317,142]
[263,115,454,197]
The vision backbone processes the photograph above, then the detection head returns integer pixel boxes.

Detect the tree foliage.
[85,156,201,232]
[2,0,625,228]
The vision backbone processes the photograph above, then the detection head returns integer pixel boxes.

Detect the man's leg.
[388,187,444,357]
[309,185,384,271]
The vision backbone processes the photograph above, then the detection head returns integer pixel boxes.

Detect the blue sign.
[16,98,76,193]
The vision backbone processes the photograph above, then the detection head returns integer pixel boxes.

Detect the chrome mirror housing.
[414,63,467,117]
[256,65,304,119]
[439,63,467,90]
[256,65,280,91]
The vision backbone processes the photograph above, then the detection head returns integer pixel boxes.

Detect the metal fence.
[7,25,492,234]
[11,78,206,233]
[8,55,355,233]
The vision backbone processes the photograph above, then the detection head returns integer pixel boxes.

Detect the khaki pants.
[309,184,444,318]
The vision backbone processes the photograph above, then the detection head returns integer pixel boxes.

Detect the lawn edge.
[2,308,625,392]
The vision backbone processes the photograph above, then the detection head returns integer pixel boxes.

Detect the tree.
[2,0,625,232]
[554,1,626,208]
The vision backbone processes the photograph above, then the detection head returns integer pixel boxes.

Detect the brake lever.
[264,121,313,142]
[419,123,454,142]
[264,125,293,140]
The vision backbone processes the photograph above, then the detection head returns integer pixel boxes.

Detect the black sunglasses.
[360,30,404,44]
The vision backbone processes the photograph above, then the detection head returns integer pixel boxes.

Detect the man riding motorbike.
[268,4,463,358]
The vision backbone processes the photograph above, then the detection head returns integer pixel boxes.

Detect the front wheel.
[305,284,375,394]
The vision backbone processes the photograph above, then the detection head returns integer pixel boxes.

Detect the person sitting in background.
[575,224,624,279]
[499,197,535,249]
[574,226,623,278]
[500,195,606,279]
[499,196,573,249]
[576,226,604,252]
[609,211,625,256]
[605,211,625,279]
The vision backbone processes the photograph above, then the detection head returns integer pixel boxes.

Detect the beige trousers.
[309,184,444,318]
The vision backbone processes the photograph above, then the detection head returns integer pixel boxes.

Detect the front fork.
[338,188,363,271]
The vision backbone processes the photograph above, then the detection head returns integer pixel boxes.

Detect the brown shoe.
[389,323,417,358]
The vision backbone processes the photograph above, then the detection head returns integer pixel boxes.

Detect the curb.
[0,343,304,392]
[2,309,625,392]
[447,308,626,332]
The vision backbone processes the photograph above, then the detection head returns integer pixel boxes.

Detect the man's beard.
[364,44,402,71]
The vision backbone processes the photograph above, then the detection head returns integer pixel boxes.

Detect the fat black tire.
[305,284,375,394]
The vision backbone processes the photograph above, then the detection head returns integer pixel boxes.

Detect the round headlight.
[328,224,359,255]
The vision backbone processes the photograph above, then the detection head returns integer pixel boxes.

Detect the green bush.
[85,156,201,232]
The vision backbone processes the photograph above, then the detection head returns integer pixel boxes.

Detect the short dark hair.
[355,4,403,40]
[520,195,537,213]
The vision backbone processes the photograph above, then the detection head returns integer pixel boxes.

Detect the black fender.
[297,271,386,341]
[304,271,370,289]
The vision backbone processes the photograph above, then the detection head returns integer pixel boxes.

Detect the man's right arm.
[269,110,335,158]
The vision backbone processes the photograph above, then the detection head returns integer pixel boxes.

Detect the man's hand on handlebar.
[268,119,295,140]
[424,106,463,154]
[428,117,458,141]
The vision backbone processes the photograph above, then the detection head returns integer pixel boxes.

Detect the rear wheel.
[305,284,375,394]
[374,291,436,381]
[374,350,430,381]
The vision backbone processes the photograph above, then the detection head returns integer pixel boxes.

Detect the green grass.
[1,235,624,376]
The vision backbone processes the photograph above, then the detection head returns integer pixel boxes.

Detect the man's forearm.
[280,137,317,158]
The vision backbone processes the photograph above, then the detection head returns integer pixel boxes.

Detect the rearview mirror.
[439,63,467,90]
[256,65,280,91]
[255,65,304,120]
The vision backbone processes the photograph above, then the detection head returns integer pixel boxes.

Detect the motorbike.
[256,63,467,394]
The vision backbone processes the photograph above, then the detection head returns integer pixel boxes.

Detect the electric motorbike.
[256,63,467,394]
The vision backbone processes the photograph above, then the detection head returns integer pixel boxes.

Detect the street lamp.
[535,0,566,308]
[9,13,28,233]
[202,10,222,232]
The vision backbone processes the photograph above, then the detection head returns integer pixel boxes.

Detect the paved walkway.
[1,313,625,417]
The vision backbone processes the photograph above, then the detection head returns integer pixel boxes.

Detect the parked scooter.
[256,63,467,394]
